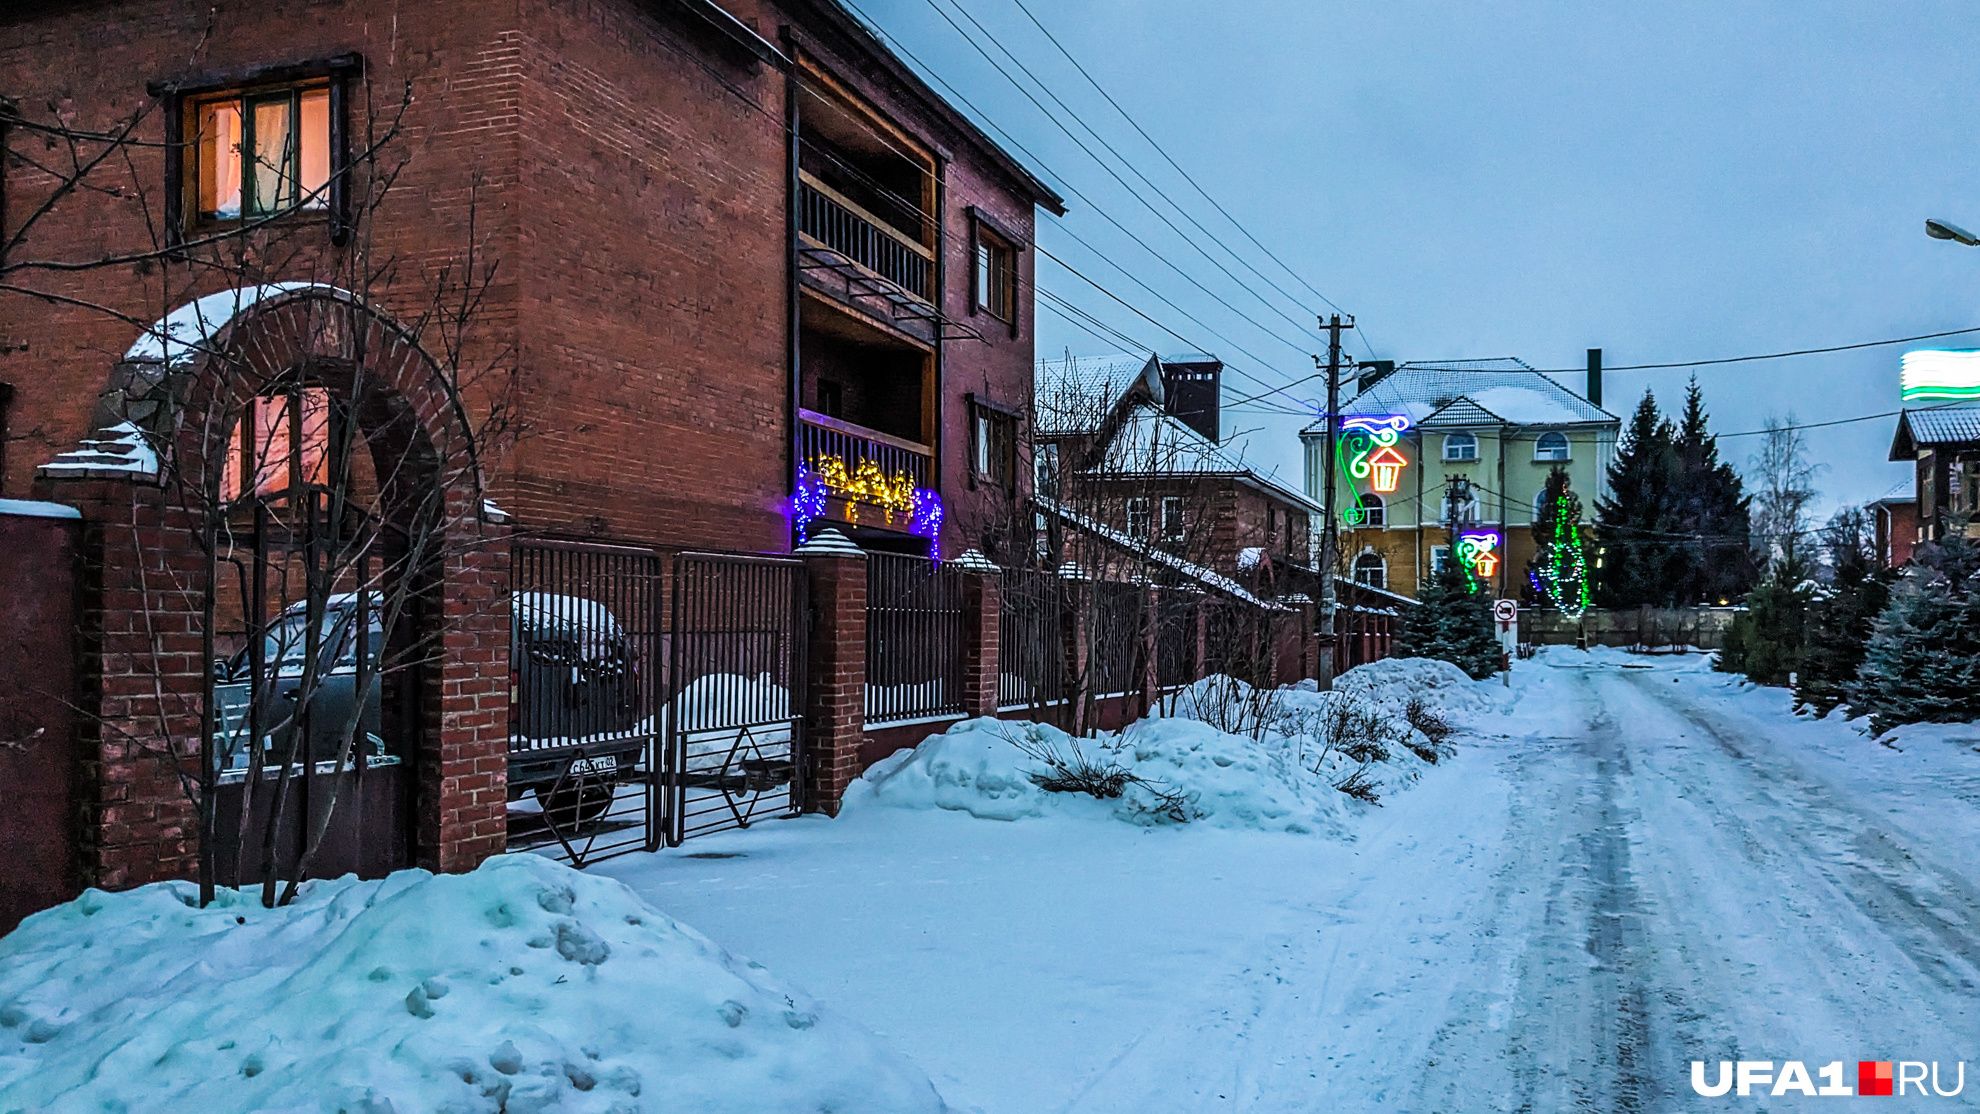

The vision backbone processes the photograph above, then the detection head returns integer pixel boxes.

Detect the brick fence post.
[425,496,512,874]
[1140,585,1159,714]
[797,530,866,817]
[955,549,1001,719]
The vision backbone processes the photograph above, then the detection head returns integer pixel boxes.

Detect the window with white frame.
[1126,497,1151,540]
[1360,491,1385,527]
[1353,549,1387,589]
[1534,431,1570,462]
[1443,431,1478,461]
[1532,488,1550,523]
[1160,496,1185,544]
[1430,545,1451,573]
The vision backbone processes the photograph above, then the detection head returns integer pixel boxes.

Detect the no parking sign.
[1494,599,1519,653]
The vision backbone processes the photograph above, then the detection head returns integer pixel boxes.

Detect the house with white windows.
[1300,359,1620,600]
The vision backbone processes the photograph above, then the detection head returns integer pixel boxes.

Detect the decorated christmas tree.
[1526,466,1590,617]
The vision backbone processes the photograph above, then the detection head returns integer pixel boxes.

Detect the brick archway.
[36,285,510,892]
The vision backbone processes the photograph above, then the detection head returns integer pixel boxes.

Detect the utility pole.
[1318,313,1347,690]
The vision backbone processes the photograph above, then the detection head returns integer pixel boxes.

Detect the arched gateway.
[37,285,511,896]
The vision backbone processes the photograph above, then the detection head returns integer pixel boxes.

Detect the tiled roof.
[1418,398,1505,427]
[1303,362,1616,432]
[1895,405,1980,449]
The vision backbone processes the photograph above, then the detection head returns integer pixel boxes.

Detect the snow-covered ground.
[8,650,1978,1112]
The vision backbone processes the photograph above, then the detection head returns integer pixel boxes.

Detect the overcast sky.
[857,0,1980,515]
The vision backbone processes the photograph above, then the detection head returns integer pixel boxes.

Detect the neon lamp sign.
[1900,349,1980,401]
[1338,415,1410,526]
[1456,531,1500,590]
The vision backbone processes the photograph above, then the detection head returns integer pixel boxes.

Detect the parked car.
[505,591,650,825]
[212,594,388,775]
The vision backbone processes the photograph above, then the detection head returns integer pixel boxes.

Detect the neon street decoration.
[1900,349,1980,401]
[792,458,945,560]
[1337,414,1411,526]
[1456,531,1500,590]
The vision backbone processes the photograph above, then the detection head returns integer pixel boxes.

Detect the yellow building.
[1300,359,1619,601]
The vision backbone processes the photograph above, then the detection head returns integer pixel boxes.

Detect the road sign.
[1493,599,1518,624]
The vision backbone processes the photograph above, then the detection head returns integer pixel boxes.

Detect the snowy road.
[603,652,1980,1112]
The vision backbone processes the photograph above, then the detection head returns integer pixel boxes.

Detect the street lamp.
[1926,218,1980,246]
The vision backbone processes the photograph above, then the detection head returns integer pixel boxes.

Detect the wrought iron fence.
[866,552,965,723]
[668,552,807,844]
[1087,580,1146,697]
[998,567,1065,709]
[798,178,932,300]
[507,540,665,866]
[1156,589,1200,689]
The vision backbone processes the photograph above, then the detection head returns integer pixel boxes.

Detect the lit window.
[975,229,1016,322]
[224,388,330,502]
[1443,431,1477,462]
[191,84,330,222]
[1534,431,1570,462]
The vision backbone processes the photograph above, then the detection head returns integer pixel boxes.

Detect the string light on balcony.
[910,487,944,561]
[791,464,830,543]
[792,456,945,560]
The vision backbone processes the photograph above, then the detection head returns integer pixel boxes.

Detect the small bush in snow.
[1402,697,1456,764]
[1006,731,1202,822]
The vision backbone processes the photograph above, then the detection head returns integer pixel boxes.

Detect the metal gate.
[508,540,665,865]
[667,552,808,843]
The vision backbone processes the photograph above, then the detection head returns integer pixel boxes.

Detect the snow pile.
[1328,656,1497,720]
[856,716,1355,835]
[0,856,943,1114]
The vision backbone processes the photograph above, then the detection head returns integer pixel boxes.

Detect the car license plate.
[568,755,617,776]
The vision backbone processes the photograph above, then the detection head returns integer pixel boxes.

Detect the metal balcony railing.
[797,175,931,301]
[798,409,933,527]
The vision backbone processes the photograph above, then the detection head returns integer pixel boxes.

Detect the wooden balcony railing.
[798,409,933,527]
[797,173,932,301]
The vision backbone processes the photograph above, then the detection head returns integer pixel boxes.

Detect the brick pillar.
[1140,586,1159,713]
[1193,595,1209,682]
[421,494,511,874]
[798,530,866,817]
[42,475,206,891]
[955,550,1001,719]
[1292,596,1318,680]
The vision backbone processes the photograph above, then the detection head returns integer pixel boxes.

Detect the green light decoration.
[1455,532,1500,594]
[1901,349,1980,401]
[1528,490,1591,619]
[1336,415,1410,525]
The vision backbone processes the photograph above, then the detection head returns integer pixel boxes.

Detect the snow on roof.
[0,498,81,520]
[1094,404,1321,512]
[1034,495,1284,610]
[1308,362,1616,431]
[1035,352,1213,434]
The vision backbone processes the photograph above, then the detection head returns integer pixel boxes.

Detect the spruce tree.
[1397,556,1502,679]
[1793,509,1892,716]
[1595,390,1680,607]
[1671,378,1757,604]
[1847,529,1980,735]
[1726,556,1812,687]
[1526,466,1590,615]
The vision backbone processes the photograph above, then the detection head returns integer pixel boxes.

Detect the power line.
[1532,325,1980,375]
[929,0,1325,345]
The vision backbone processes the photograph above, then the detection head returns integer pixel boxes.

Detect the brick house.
[1301,360,1618,600]
[1888,406,1980,550]
[1034,353,1317,593]
[0,0,1060,917]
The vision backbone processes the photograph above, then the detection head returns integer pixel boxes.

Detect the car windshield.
[228,606,383,677]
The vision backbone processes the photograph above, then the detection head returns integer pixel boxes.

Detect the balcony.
[797,172,931,302]
[798,408,933,532]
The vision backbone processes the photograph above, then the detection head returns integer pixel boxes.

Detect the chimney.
[1586,348,1603,408]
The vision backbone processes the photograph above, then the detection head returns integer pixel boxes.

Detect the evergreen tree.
[1595,390,1680,607]
[1847,528,1980,735]
[1794,509,1892,716]
[1396,556,1502,679]
[1526,466,1590,616]
[1721,555,1812,686]
[1671,378,1757,604]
